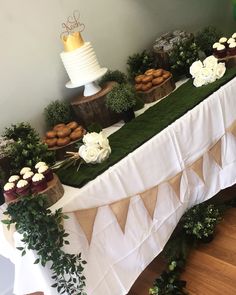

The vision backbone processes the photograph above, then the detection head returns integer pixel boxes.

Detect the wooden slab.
[217,54,236,68]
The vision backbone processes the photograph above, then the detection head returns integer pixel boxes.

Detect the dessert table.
[1,72,236,295]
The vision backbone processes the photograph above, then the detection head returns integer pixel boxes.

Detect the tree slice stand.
[137,75,176,103]
[217,54,236,68]
[71,81,121,128]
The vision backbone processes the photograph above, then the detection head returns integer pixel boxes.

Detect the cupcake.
[35,162,47,170]
[228,42,236,56]
[232,32,236,39]
[23,171,34,183]
[32,173,47,192]
[38,165,53,182]
[16,180,30,196]
[219,37,228,47]
[212,42,220,56]
[3,182,17,202]
[8,175,20,184]
[216,44,227,58]
[20,167,32,176]
[227,38,235,45]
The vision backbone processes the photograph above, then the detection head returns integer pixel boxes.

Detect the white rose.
[83,132,100,146]
[193,75,205,87]
[189,60,203,78]
[79,144,100,164]
[96,147,111,163]
[214,62,226,79]
[98,132,110,149]
[199,67,216,84]
[203,55,218,70]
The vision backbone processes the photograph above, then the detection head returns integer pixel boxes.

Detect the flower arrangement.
[190,55,226,87]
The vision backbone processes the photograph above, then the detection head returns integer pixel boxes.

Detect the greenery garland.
[2,195,87,295]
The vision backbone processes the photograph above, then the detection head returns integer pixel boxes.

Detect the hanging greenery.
[2,194,87,295]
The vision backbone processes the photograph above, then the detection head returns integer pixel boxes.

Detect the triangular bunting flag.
[74,208,98,244]
[110,198,130,233]
[227,121,236,138]
[209,139,222,168]
[189,157,204,182]
[140,185,158,219]
[168,172,182,199]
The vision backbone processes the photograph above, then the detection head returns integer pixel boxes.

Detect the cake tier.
[60,42,102,85]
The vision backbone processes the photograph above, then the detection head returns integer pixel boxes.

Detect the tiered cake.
[60,32,107,95]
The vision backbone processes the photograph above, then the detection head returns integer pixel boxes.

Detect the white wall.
[0,0,234,135]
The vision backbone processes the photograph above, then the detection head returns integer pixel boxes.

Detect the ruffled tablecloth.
[1,77,236,295]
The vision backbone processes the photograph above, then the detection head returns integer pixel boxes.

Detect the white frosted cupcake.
[232,32,236,39]
[32,173,47,192]
[3,182,16,201]
[219,37,227,47]
[23,171,34,183]
[216,44,227,58]
[227,38,235,45]
[38,165,53,182]
[228,42,236,56]
[35,162,47,170]
[20,167,32,175]
[8,175,20,184]
[212,42,221,55]
[16,180,30,196]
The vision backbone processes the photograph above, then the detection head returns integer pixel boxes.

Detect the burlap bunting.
[74,208,98,244]
[110,198,130,233]
[140,186,158,219]
[168,172,182,199]
[189,157,204,182]
[209,139,222,168]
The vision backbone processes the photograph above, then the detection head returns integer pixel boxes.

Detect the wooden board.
[71,81,121,128]
[137,75,176,103]
[217,54,236,68]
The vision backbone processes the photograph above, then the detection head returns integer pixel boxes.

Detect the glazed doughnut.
[53,123,66,131]
[135,84,143,91]
[67,121,79,130]
[46,130,57,139]
[162,71,171,79]
[57,137,70,147]
[145,69,155,76]
[57,127,71,138]
[45,138,57,148]
[74,126,84,133]
[135,75,145,84]
[153,69,163,78]
[152,77,164,86]
[142,75,153,84]
[70,129,83,141]
[141,82,152,92]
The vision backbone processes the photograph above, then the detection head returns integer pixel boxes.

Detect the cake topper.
[61,10,85,38]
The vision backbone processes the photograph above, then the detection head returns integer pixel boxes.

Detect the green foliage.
[99,70,127,86]
[4,122,55,173]
[133,95,145,111]
[195,26,221,56]
[169,38,200,77]
[182,203,222,240]
[0,167,6,205]
[87,123,103,133]
[106,84,137,113]
[2,195,87,295]
[44,100,73,128]
[127,50,157,81]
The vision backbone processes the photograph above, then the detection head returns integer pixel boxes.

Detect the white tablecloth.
[1,78,236,295]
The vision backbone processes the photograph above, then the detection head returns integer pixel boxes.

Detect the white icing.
[20,167,31,175]
[227,38,235,44]
[4,182,15,191]
[60,42,102,85]
[17,180,28,188]
[38,165,49,174]
[35,162,46,169]
[229,42,236,48]
[212,42,220,49]
[32,173,45,182]
[232,33,236,39]
[8,175,20,183]
[217,44,226,51]
[23,171,34,179]
[219,37,227,43]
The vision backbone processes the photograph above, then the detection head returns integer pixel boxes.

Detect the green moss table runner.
[57,68,236,188]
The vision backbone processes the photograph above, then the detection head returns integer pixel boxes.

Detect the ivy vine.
[2,194,87,295]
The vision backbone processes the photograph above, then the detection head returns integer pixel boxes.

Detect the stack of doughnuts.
[135,68,172,92]
[44,121,85,148]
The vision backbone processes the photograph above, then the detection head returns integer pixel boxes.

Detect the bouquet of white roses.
[189,55,226,87]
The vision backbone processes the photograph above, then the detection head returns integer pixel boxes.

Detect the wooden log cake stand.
[218,55,236,68]
[138,75,176,103]
[71,81,121,128]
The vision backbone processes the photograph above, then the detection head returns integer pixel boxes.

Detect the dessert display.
[38,165,53,182]
[3,182,16,202]
[213,35,236,59]
[32,173,47,192]
[43,121,85,149]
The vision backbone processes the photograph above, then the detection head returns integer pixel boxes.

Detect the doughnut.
[152,77,164,86]
[45,138,57,148]
[141,82,152,92]
[162,71,171,79]
[135,75,145,84]
[66,121,79,130]
[70,129,83,141]
[53,123,66,131]
[57,127,71,138]
[74,126,84,133]
[135,84,143,91]
[46,130,56,139]
[153,69,163,77]
[57,137,70,147]
[145,69,155,76]
[142,75,153,84]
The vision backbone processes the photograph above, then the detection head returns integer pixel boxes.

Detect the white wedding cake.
[60,32,107,93]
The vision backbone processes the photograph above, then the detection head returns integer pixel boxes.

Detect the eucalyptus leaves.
[2,195,87,295]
